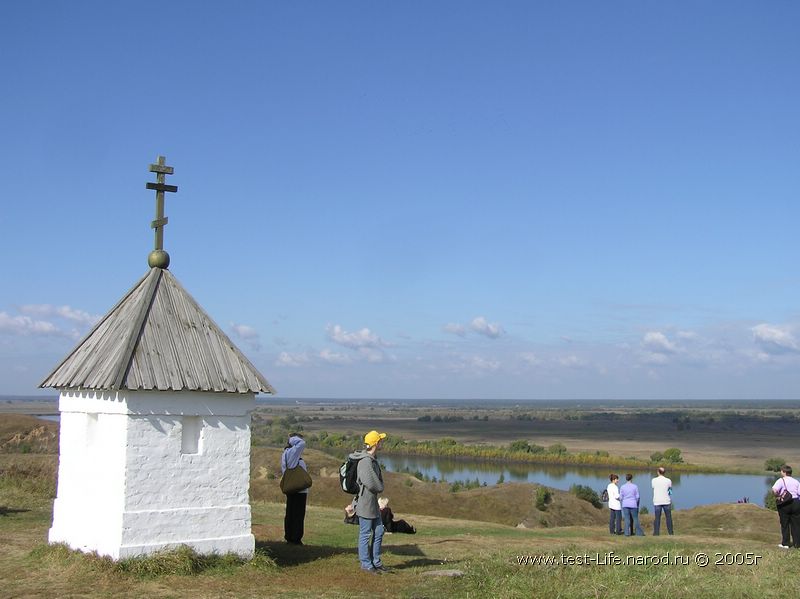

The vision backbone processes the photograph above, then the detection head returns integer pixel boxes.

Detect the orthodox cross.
[145,156,178,268]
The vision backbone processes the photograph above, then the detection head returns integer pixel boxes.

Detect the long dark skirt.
[284,492,307,544]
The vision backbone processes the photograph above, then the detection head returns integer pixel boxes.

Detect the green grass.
[2,417,800,598]
[3,492,800,598]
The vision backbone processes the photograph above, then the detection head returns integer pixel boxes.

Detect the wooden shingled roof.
[40,268,275,394]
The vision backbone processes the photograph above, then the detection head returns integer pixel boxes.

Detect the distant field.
[0,398,58,415]
[3,397,800,470]
[253,402,800,471]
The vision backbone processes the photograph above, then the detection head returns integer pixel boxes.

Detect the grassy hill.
[2,415,799,598]
[250,446,607,529]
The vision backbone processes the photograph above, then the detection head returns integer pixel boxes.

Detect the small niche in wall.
[181,416,203,455]
[85,413,99,451]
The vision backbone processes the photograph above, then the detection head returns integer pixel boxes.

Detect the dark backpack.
[339,456,361,494]
[601,489,609,502]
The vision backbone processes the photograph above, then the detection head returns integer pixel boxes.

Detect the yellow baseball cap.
[364,430,387,447]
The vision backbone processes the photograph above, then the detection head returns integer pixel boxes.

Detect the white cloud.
[558,355,585,368]
[0,303,100,340]
[326,324,388,349]
[469,356,500,371]
[642,331,678,354]
[325,324,391,363]
[470,316,505,339]
[443,323,467,337]
[751,324,800,355]
[19,304,100,327]
[358,347,389,363]
[319,348,352,365]
[639,331,680,366]
[275,352,309,367]
[230,322,262,351]
[230,323,259,340]
[0,312,63,337]
[641,352,669,365]
[520,352,541,366]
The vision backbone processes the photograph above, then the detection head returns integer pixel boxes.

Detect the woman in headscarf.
[281,433,309,545]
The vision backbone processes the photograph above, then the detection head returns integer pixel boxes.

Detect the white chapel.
[40,156,274,559]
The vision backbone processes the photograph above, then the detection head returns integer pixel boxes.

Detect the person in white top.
[607,474,622,535]
[651,467,673,535]
[771,464,800,549]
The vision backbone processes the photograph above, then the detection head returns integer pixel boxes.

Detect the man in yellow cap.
[349,430,388,573]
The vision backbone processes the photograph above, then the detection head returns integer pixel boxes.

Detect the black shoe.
[374,565,393,573]
[362,567,382,574]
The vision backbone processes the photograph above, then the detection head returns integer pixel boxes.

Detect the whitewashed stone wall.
[49,389,255,559]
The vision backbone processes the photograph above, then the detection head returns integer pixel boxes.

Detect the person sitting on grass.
[379,497,416,534]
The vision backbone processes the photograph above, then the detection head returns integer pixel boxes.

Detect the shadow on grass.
[257,540,459,571]
[257,540,355,566]
[0,506,31,516]
[384,544,461,569]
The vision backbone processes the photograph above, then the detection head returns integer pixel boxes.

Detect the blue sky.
[1,2,799,399]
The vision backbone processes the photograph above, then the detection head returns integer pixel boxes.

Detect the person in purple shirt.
[771,464,800,549]
[619,473,644,536]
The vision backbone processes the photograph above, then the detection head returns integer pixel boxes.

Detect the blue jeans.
[622,507,644,536]
[653,504,673,535]
[358,516,385,570]
[609,509,622,534]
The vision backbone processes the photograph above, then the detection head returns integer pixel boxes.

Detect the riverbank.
[260,401,800,473]
[3,397,798,473]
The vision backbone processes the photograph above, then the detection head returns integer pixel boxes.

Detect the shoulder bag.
[280,452,312,494]
[776,481,794,508]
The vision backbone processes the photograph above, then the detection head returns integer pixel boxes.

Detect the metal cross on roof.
[145,155,178,269]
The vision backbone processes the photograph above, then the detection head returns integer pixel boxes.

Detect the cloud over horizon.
[751,323,800,356]
[325,324,391,363]
[230,322,262,351]
[0,312,62,337]
[470,317,505,339]
[19,304,100,328]
[443,316,505,339]
[0,303,101,340]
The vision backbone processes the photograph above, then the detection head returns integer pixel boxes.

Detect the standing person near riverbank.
[772,464,800,549]
[651,467,674,536]
[281,433,309,545]
[607,474,622,535]
[620,474,644,536]
[350,430,388,573]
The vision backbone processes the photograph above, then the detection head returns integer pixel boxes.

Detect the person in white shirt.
[607,474,622,535]
[651,467,673,535]
[771,464,800,548]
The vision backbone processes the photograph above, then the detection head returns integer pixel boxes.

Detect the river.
[381,455,774,509]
